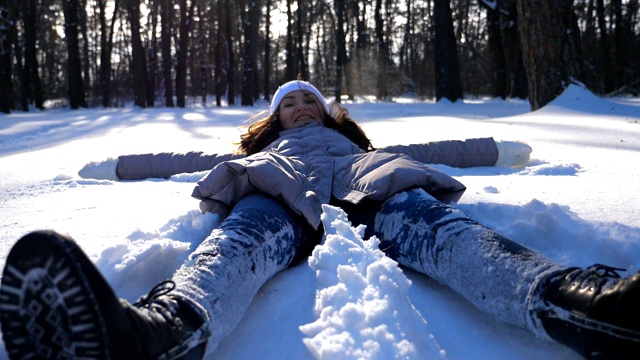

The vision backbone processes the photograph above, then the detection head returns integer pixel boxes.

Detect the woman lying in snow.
[76,128,524,182]
[0,80,638,359]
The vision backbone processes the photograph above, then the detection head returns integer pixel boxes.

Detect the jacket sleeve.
[116,151,245,180]
[191,159,257,216]
[379,138,498,168]
[333,151,467,205]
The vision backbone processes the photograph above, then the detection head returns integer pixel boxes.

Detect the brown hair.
[237,102,374,155]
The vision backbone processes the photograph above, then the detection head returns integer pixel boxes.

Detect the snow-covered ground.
[0,85,639,359]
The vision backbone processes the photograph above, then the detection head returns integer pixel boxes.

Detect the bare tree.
[148,0,159,106]
[23,0,44,109]
[434,0,463,102]
[226,0,235,106]
[335,0,347,102]
[374,0,387,99]
[175,0,195,108]
[126,0,151,107]
[160,0,173,107]
[97,0,120,107]
[499,0,527,99]
[479,0,507,99]
[196,4,208,104]
[263,0,272,101]
[0,0,15,113]
[518,0,583,110]
[61,0,87,109]
[214,0,225,107]
[78,0,91,102]
[285,0,296,81]
[2,0,638,111]
[241,0,261,106]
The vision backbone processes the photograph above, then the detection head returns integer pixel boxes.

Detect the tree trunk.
[161,0,174,107]
[97,0,119,107]
[225,0,235,106]
[214,2,224,107]
[517,0,583,110]
[0,0,15,113]
[499,0,528,99]
[374,0,388,100]
[197,5,207,104]
[296,0,308,80]
[241,0,260,106]
[620,0,638,94]
[263,0,272,101]
[335,0,346,102]
[596,0,613,93]
[148,0,159,106]
[434,0,463,102]
[176,0,194,108]
[23,0,44,109]
[12,6,28,112]
[126,0,150,108]
[611,0,625,92]
[399,0,411,72]
[78,0,91,102]
[285,0,296,80]
[61,0,87,109]
[479,0,507,99]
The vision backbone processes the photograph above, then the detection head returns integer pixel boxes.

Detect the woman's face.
[278,90,325,130]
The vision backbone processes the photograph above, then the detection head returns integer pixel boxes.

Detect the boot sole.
[0,230,110,359]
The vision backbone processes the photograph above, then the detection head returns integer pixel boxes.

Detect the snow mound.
[300,205,444,359]
[540,83,639,116]
[95,210,220,301]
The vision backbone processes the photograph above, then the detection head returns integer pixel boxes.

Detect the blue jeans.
[173,193,319,351]
[371,189,562,335]
[173,189,562,351]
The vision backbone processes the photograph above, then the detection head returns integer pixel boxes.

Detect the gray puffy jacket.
[116,125,498,228]
[191,123,476,228]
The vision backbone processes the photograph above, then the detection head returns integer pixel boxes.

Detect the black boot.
[0,230,210,359]
[539,264,640,359]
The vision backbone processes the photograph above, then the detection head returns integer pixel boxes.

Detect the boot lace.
[122,279,211,359]
[133,280,180,323]
[587,264,625,278]
[134,280,176,306]
[568,264,626,292]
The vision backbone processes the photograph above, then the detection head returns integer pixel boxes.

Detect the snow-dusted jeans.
[372,189,564,336]
[173,189,563,352]
[172,193,320,352]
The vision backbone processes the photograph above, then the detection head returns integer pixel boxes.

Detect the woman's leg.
[0,231,213,359]
[372,188,562,333]
[172,193,319,352]
[371,188,640,358]
[0,194,315,359]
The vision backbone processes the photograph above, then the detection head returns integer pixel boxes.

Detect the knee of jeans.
[377,190,448,226]
[233,193,283,213]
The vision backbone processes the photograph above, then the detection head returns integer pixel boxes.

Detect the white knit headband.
[269,80,330,115]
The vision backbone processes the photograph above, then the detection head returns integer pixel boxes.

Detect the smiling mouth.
[295,115,313,123]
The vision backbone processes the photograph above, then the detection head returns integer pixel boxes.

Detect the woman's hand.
[78,158,119,180]
[494,141,532,168]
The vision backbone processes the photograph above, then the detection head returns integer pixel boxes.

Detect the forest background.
[0,0,638,114]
